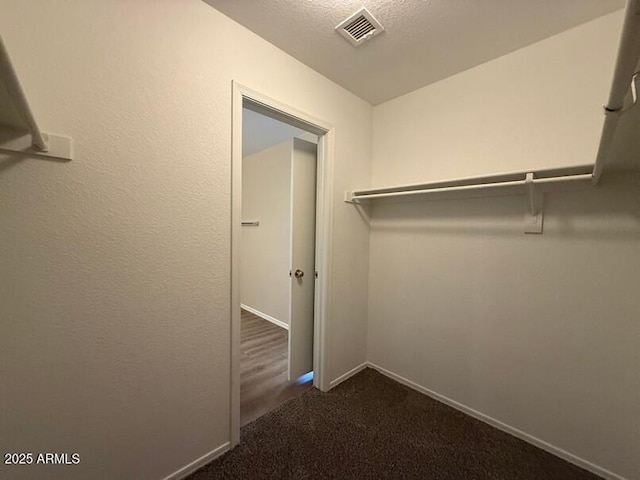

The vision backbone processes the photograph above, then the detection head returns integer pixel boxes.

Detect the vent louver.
[336,8,384,47]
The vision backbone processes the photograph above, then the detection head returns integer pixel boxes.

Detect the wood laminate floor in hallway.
[240,309,313,426]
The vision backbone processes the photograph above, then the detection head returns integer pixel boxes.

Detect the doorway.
[240,111,317,425]
[231,83,334,446]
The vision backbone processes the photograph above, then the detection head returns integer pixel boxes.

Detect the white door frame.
[231,82,334,446]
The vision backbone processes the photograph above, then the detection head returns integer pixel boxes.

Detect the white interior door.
[288,138,317,381]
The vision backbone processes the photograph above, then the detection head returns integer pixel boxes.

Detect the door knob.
[294,269,304,279]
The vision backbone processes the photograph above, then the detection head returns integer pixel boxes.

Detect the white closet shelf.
[593,0,640,181]
[0,36,72,160]
[345,164,595,234]
[345,164,594,203]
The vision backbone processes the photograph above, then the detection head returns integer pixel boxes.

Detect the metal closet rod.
[0,36,48,151]
[346,164,594,202]
[592,0,640,182]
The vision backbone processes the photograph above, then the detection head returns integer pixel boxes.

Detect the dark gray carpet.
[187,368,600,480]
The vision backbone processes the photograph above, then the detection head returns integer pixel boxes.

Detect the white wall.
[0,1,371,479]
[372,12,624,185]
[241,140,292,325]
[369,10,639,480]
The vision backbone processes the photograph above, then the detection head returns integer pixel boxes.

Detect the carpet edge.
[329,361,369,389]
[161,442,231,480]
[366,362,627,480]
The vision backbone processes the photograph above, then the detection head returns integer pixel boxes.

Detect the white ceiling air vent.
[336,7,384,47]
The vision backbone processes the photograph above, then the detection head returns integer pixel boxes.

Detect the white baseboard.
[161,442,230,480]
[367,363,626,480]
[329,361,368,388]
[241,304,289,330]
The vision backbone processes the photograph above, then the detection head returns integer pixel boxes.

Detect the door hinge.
[315,271,318,278]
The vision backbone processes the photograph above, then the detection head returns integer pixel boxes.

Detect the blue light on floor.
[295,371,314,385]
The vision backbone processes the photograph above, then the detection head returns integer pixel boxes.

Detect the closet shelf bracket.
[0,35,73,161]
[524,173,543,234]
[0,129,73,160]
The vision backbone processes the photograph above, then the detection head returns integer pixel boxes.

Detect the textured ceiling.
[204,0,624,105]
